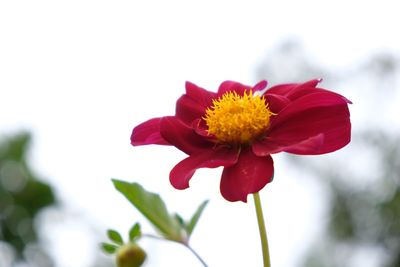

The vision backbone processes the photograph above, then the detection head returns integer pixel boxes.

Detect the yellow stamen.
[204,90,274,144]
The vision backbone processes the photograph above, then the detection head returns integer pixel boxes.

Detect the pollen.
[204,90,274,144]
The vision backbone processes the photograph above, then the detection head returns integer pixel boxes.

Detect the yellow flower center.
[204,90,274,144]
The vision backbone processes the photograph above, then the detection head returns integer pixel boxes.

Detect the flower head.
[204,90,275,144]
[131,79,351,202]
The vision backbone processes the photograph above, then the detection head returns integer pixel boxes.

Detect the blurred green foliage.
[0,132,55,258]
[300,132,400,267]
[258,40,400,267]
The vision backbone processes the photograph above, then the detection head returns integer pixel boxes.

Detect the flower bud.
[116,243,146,267]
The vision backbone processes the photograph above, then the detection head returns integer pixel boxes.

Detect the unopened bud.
[116,243,146,267]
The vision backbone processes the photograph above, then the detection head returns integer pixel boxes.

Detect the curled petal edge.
[170,147,240,190]
[220,149,274,202]
[131,117,169,146]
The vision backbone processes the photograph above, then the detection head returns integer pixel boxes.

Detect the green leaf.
[112,179,184,242]
[174,213,185,228]
[101,242,119,254]
[107,229,124,245]
[129,223,141,242]
[187,200,209,237]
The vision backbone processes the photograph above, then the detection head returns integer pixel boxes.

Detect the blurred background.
[1,1,399,267]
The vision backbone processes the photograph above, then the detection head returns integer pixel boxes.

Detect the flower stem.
[253,192,271,267]
[142,234,208,267]
[183,243,208,267]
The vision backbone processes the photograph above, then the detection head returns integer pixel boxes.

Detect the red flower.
[131,79,351,202]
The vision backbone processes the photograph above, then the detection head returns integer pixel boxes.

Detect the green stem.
[253,192,271,267]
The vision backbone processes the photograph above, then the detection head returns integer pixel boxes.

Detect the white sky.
[1,1,399,267]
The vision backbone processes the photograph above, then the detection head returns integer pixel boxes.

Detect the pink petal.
[220,148,274,202]
[175,82,216,124]
[160,116,212,155]
[170,147,240,190]
[131,118,170,146]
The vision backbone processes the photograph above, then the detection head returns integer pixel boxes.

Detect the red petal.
[217,81,252,96]
[264,93,291,114]
[271,91,349,127]
[264,92,351,155]
[266,79,322,100]
[220,148,274,202]
[175,82,216,124]
[131,118,169,146]
[294,79,320,90]
[267,79,352,104]
[251,139,285,156]
[253,134,325,156]
[284,134,325,154]
[252,80,268,92]
[287,80,352,103]
[160,116,211,155]
[289,87,352,103]
[266,83,297,96]
[285,126,350,155]
[185,81,217,107]
[176,95,207,124]
[170,147,240,190]
[192,118,213,138]
[252,134,326,157]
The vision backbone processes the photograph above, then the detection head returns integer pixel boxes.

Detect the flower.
[131,79,351,202]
